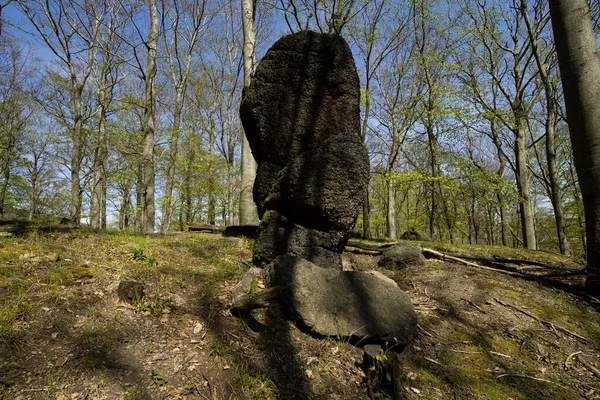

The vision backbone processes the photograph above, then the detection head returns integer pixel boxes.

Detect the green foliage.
[0,286,34,341]
[150,369,168,385]
[238,365,276,399]
[0,363,19,387]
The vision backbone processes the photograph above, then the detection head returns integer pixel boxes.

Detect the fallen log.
[187,223,225,233]
[345,240,397,253]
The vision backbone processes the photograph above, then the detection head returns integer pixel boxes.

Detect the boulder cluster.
[240,31,416,345]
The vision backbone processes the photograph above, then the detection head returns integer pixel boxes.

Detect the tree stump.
[362,344,404,399]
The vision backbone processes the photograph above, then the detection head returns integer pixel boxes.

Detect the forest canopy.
[1,0,599,259]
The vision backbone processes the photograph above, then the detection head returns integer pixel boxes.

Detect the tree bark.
[386,176,396,239]
[549,0,600,293]
[514,116,537,250]
[521,1,570,255]
[139,0,159,234]
[239,0,258,225]
[90,59,110,229]
[161,88,183,232]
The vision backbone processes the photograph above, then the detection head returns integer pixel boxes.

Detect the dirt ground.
[0,230,599,399]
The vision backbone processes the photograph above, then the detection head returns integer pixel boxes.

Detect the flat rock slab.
[265,256,417,345]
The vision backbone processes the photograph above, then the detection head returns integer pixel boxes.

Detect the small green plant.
[144,254,158,268]
[238,365,276,399]
[150,369,168,385]
[123,388,144,400]
[249,276,259,294]
[209,342,234,357]
[131,247,146,261]
[46,374,57,396]
[0,286,34,341]
[0,363,19,386]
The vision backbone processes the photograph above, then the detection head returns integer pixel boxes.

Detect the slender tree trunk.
[426,118,439,241]
[207,127,216,225]
[70,82,84,225]
[161,88,184,232]
[514,117,537,250]
[139,0,159,234]
[240,0,258,225]
[386,175,396,239]
[90,65,109,229]
[119,186,130,230]
[0,167,9,217]
[521,1,570,254]
[549,0,600,293]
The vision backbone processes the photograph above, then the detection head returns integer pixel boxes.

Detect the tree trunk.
[239,0,258,225]
[549,0,600,293]
[139,0,159,234]
[386,175,396,239]
[0,167,9,217]
[90,64,109,229]
[514,118,537,250]
[521,1,570,255]
[70,82,84,225]
[207,126,216,225]
[161,88,184,232]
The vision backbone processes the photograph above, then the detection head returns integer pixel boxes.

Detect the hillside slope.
[0,230,599,399]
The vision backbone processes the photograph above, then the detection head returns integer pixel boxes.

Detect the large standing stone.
[264,256,417,345]
[240,31,369,268]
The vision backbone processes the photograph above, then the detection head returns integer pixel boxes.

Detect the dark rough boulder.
[378,244,426,270]
[264,255,417,345]
[401,230,432,242]
[240,31,368,269]
[240,31,361,169]
[253,210,345,269]
[263,135,368,232]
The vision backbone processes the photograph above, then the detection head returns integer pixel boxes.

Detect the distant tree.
[160,0,208,232]
[239,0,258,225]
[18,0,102,225]
[0,38,30,216]
[549,0,600,293]
[520,0,571,255]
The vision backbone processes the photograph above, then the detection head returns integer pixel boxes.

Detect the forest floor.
[0,228,599,399]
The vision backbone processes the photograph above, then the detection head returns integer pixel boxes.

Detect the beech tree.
[160,0,208,232]
[239,0,258,225]
[18,0,102,225]
[549,0,600,293]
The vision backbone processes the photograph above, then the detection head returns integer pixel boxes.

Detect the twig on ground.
[564,351,582,369]
[577,354,600,380]
[493,298,590,343]
[496,373,565,388]
[202,372,217,400]
[465,299,485,313]
[489,351,512,359]
[423,356,443,366]
[417,324,433,338]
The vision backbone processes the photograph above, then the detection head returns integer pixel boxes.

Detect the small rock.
[41,307,50,312]
[150,353,169,362]
[193,323,204,334]
[172,294,186,307]
[378,244,426,270]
